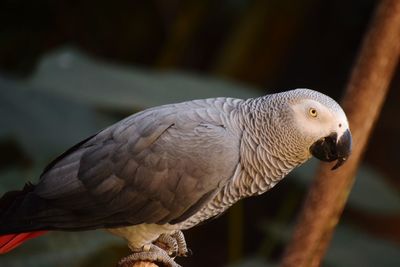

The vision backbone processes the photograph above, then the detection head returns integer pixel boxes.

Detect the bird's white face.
[291,99,349,143]
[289,98,352,169]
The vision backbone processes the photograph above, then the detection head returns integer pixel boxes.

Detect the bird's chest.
[107,223,178,250]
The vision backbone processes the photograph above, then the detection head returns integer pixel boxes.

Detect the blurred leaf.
[348,165,400,213]
[260,220,400,267]
[28,47,261,111]
[292,160,400,213]
[0,168,29,194]
[0,77,98,161]
[326,225,400,267]
[0,230,123,267]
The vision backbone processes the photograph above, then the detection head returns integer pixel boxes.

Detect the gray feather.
[33,98,241,229]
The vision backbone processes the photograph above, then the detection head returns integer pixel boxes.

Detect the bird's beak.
[309,129,352,170]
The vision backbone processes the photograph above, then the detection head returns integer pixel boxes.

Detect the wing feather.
[32,100,241,230]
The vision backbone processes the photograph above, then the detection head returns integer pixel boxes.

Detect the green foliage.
[349,165,400,213]
[0,78,98,162]
[29,48,259,111]
[259,222,400,267]
[0,231,124,267]
[326,225,400,267]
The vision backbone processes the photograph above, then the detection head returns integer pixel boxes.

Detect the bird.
[0,88,352,267]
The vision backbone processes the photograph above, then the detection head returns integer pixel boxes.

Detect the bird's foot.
[118,244,181,267]
[153,233,178,257]
[171,231,192,257]
[153,230,192,258]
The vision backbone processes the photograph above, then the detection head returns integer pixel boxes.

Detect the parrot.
[0,88,352,267]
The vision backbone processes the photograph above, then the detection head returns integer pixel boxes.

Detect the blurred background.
[1,0,400,266]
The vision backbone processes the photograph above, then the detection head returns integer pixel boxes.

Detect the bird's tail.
[0,231,46,253]
[0,183,48,253]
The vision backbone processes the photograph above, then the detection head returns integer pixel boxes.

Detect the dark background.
[1,1,400,267]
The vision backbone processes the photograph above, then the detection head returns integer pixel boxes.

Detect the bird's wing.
[33,100,241,230]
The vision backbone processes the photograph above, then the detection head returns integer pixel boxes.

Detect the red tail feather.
[0,231,47,254]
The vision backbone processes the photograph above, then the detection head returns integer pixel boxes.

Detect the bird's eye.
[309,108,318,117]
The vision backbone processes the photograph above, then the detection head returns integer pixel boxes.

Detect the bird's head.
[287,89,352,170]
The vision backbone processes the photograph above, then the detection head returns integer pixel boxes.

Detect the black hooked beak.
[309,129,352,170]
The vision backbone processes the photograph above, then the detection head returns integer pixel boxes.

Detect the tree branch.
[126,261,159,267]
[281,0,400,266]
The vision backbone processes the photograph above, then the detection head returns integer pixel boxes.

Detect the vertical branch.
[281,0,400,267]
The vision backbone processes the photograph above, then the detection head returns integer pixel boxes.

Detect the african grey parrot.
[0,89,352,266]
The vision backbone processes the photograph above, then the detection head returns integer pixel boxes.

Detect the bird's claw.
[153,233,178,257]
[117,230,190,267]
[153,230,191,258]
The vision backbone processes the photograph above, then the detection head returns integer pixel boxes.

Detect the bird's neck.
[237,131,301,197]
[234,99,308,197]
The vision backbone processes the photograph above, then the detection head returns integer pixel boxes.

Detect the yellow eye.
[309,108,318,117]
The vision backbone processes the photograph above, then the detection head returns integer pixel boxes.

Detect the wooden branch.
[280,0,400,267]
[126,261,158,267]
